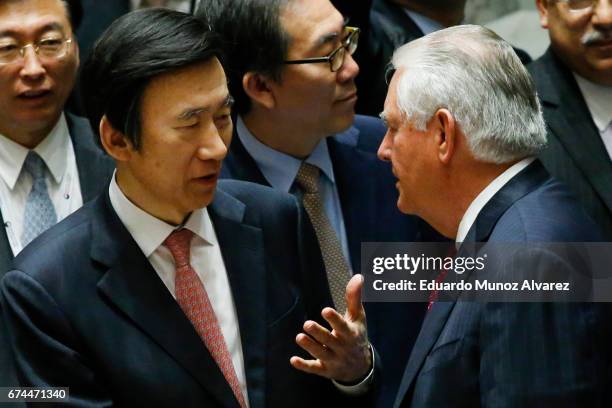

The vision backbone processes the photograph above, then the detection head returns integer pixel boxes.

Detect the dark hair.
[196,0,290,115]
[62,0,83,30]
[81,8,222,150]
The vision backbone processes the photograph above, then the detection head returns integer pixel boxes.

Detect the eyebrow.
[177,94,234,121]
[0,22,66,38]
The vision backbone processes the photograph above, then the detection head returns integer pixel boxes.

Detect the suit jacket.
[0,180,371,407]
[221,115,431,407]
[528,48,612,239]
[395,161,612,407]
[334,0,533,117]
[0,113,114,397]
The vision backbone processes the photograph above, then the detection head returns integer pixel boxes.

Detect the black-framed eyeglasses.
[284,26,360,72]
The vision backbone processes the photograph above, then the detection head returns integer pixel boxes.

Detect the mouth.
[336,92,358,104]
[18,89,52,101]
[193,172,219,186]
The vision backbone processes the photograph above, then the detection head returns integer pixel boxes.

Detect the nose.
[592,0,612,28]
[19,45,46,80]
[377,130,392,162]
[337,51,359,83]
[196,123,230,162]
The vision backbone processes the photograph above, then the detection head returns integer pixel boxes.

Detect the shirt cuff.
[331,343,375,396]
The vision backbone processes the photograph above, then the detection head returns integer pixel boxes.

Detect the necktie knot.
[163,228,194,268]
[23,151,47,181]
[295,162,320,194]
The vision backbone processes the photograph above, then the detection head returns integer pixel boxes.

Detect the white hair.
[389,25,547,164]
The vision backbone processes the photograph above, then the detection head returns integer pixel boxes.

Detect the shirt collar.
[573,73,612,132]
[0,112,69,189]
[108,172,217,258]
[456,157,535,243]
[404,9,445,35]
[236,115,336,192]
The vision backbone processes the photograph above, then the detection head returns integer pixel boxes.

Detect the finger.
[321,307,351,338]
[290,356,327,377]
[345,274,365,322]
[302,320,338,348]
[295,333,332,361]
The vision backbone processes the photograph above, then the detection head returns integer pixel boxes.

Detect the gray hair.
[389,25,547,164]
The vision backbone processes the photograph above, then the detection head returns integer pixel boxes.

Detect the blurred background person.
[528,0,612,239]
[0,0,113,397]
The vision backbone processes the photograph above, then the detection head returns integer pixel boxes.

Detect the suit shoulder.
[12,201,96,277]
[354,114,386,135]
[216,179,296,210]
[494,180,603,241]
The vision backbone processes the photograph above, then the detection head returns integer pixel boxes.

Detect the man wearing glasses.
[0,0,113,393]
[197,0,429,406]
[528,0,612,239]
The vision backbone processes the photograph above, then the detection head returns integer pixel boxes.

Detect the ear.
[535,0,550,29]
[99,115,135,162]
[433,109,456,165]
[242,72,276,110]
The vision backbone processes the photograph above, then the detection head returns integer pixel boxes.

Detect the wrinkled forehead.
[0,0,71,37]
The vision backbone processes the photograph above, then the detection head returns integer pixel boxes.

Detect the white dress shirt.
[573,74,612,161]
[0,113,83,255]
[108,174,249,406]
[456,157,535,243]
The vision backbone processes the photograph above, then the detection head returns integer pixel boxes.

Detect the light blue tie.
[21,151,57,247]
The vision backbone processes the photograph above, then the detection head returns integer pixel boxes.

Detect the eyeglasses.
[557,0,609,11]
[284,26,360,72]
[0,38,73,65]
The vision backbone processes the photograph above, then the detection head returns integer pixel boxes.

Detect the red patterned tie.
[427,246,458,311]
[164,229,247,408]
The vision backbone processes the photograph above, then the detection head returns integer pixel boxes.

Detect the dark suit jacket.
[395,161,612,407]
[528,48,612,240]
[221,115,431,407]
[0,113,114,396]
[0,180,371,407]
[334,0,533,117]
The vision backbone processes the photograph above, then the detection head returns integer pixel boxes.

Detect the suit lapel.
[535,50,612,213]
[328,133,380,273]
[0,210,13,276]
[394,300,455,408]
[210,191,267,408]
[372,0,424,49]
[395,162,550,406]
[92,194,241,408]
[221,127,270,186]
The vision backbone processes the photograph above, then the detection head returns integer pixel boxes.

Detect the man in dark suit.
[528,0,612,239]
[378,25,611,407]
[0,0,114,393]
[332,0,532,117]
[197,0,430,405]
[1,9,374,407]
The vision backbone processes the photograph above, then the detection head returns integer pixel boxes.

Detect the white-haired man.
[378,25,610,407]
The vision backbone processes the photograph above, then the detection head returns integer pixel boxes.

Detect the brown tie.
[295,162,351,314]
[164,229,247,408]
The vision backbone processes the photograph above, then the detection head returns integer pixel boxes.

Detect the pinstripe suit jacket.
[394,161,612,407]
[528,48,612,240]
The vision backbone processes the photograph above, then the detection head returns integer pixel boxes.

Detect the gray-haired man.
[378,25,610,407]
